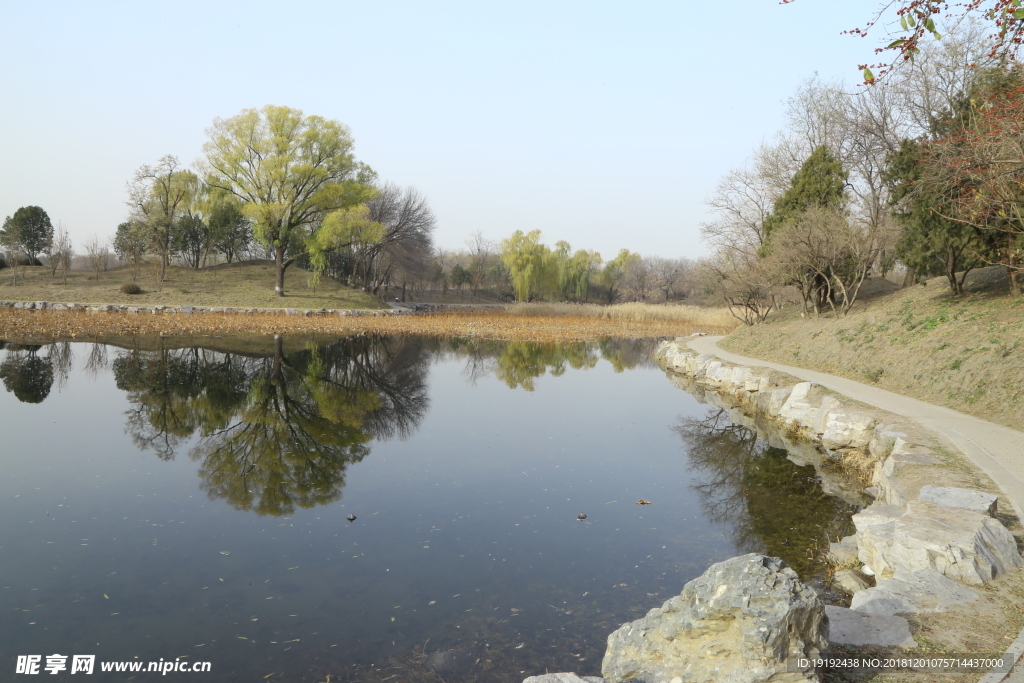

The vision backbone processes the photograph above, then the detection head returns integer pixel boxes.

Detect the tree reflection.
[112,334,430,515]
[673,408,857,577]
[0,346,54,404]
[430,337,655,391]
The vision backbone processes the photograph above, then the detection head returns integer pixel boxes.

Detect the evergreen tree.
[762,146,847,243]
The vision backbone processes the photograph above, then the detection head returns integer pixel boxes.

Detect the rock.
[833,569,871,594]
[778,383,819,431]
[180,305,195,314]
[827,535,859,566]
[601,554,824,683]
[850,569,979,617]
[824,606,917,648]
[917,485,998,516]
[864,486,879,498]
[821,410,877,450]
[869,425,907,460]
[855,499,1022,583]
[523,674,607,683]
[814,397,841,434]
[756,387,792,417]
[872,449,941,506]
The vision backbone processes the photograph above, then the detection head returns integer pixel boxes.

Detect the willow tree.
[200,105,375,296]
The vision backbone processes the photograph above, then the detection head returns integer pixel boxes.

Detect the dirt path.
[689,335,1024,683]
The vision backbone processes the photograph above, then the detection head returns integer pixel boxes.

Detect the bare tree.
[83,235,110,280]
[127,155,196,282]
[51,223,74,285]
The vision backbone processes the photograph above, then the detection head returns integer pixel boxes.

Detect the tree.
[887,139,984,295]
[501,230,550,302]
[171,214,209,269]
[51,224,74,285]
[201,105,375,297]
[599,249,638,303]
[113,221,149,281]
[800,0,1024,82]
[128,156,197,281]
[917,67,1024,295]
[83,235,110,279]
[207,199,252,264]
[762,146,848,243]
[0,206,53,264]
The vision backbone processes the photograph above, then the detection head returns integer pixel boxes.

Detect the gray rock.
[833,569,871,594]
[869,425,907,460]
[821,410,877,450]
[180,305,195,314]
[601,554,824,683]
[757,387,792,417]
[815,396,841,434]
[824,606,917,648]
[855,499,1022,583]
[778,383,819,431]
[827,535,859,566]
[918,485,998,516]
[850,569,979,617]
[872,449,941,506]
[523,674,607,683]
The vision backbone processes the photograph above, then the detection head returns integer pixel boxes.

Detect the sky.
[0,1,890,260]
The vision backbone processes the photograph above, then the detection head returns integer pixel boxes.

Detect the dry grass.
[0,261,385,310]
[720,267,1024,431]
[0,307,735,345]
[509,301,736,326]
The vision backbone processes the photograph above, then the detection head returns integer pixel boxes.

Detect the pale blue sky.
[1,1,885,259]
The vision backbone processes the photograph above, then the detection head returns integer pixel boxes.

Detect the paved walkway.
[686,336,1024,683]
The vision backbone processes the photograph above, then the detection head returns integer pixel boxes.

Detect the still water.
[0,336,857,681]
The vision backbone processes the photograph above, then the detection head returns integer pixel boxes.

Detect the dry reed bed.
[0,308,735,344]
[508,302,736,326]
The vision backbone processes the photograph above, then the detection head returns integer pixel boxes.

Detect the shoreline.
[0,302,733,344]
[656,337,1024,682]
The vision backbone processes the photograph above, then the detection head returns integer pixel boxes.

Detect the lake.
[0,335,858,681]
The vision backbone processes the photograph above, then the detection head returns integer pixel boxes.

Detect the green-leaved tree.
[201,105,376,297]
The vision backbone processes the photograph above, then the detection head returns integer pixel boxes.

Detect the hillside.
[0,260,385,310]
[719,267,1024,431]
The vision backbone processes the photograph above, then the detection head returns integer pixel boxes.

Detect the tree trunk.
[275,244,287,297]
[902,266,916,288]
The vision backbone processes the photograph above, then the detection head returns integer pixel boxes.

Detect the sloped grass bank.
[0,261,385,310]
[720,268,1024,431]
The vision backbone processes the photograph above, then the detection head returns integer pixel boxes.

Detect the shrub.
[120,283,143,295]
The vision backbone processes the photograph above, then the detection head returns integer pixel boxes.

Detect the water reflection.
[108,335,431,515]
[433,337,656,391]
[673,408,858,577]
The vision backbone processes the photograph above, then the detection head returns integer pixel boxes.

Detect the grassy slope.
[719,267,1024,431]
[0,260,386,310]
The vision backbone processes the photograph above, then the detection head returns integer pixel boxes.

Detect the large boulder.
[850,569,979,617]
[601,554,825,683]
[820,410,877,450]
[854,500,1022,583]
[523,675,606,683]
[871,448,941,507]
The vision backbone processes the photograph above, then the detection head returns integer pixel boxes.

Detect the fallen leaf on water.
[103,594,109,599]
[220,551,230,555]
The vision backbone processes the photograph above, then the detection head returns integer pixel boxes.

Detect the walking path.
[686,336,1024,683]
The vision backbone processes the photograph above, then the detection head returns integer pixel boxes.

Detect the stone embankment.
[524,338,1023,683]
[0,300,410,317]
